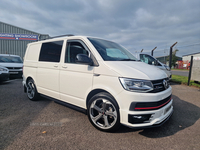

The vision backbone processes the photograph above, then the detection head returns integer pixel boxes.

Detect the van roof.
[37,35,88,42]
[28,35,109,46]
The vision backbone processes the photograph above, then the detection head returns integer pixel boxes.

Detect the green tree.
[166,49,179,67]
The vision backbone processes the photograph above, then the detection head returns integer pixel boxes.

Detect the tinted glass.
[0,56,23,63]
[140,54,156,65]
[88,38,137,61]
[65,41,89,63]
[39,41,63,62]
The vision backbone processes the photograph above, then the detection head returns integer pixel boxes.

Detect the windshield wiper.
[120,59,136,61]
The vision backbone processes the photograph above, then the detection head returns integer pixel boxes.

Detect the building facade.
[0,21,49,58]
[156,55,182,65]
[182,52,200,61]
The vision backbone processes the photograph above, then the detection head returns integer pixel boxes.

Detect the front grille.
[148,78,170,93]
[7,67,22,70]
[130,95,172,111]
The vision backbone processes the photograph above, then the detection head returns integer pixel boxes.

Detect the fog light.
[133,116,143,119]
[128,114,152,124]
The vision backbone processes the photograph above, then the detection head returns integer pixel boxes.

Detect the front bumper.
[116,86,173,128]
[0,73,9,81]
[22,77,27,93]
[9,70,22,78]
[128,108,173,129]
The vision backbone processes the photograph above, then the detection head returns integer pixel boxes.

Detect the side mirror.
[76,54,93,65]
[153,60,158,66]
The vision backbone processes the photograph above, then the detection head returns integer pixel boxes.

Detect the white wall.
[182,53,200,61]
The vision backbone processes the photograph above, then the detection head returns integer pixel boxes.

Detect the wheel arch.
[26,76,37,85]
[24,76,38,92]
[26,76,33,84]
[86,89,119,109]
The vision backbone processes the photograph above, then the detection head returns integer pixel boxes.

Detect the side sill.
[40,94,87,115]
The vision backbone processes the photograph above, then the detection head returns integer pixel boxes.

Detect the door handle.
[62,66,67,68]
[94,74,100,76]
[54,65,58,67]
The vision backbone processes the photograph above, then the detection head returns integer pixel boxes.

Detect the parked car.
[23,35,173,132]
[0,66,9,82]
[0,54,23,78]
[134,53,172,79]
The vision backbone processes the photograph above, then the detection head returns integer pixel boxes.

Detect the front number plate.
[9,72,18,74]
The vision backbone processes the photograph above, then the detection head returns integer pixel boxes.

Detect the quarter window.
[39,41,63,62]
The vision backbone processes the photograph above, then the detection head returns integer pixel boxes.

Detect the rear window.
[0,56,23,63]
[39,41,63,62]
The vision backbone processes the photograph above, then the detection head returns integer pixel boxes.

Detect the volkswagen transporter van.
[23,35,173,132]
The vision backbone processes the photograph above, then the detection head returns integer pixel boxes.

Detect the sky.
[0,0,200,57]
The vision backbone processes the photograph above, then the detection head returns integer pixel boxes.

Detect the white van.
[134,53,172,79]
[0,54,23,78]
[23,35,173,132]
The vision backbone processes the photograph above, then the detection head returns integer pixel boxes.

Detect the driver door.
[59,40,94,108]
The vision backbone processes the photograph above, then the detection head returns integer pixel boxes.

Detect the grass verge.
[171,75,200,88]
[171,68,189,71]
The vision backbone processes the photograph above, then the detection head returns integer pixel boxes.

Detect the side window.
[140,54,146,63]
[140,54,156,65]
[39,41,63,62]
[65,41,89,63]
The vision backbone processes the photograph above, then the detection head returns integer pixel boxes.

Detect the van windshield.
[0,56,23,63]
[88,38,137,61]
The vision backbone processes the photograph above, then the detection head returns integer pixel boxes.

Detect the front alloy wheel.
[88,92,120,132]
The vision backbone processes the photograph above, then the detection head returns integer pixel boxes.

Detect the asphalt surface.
[171,70,189,77]
[0,79,200,150]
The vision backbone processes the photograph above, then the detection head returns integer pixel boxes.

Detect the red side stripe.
[0,37,15,39]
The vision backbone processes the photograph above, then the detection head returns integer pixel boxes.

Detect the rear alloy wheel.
[27,79,39,101]
[88,92,120,132]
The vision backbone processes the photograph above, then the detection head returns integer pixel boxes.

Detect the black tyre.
[87,92,120,132]
[26,79,40,101]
